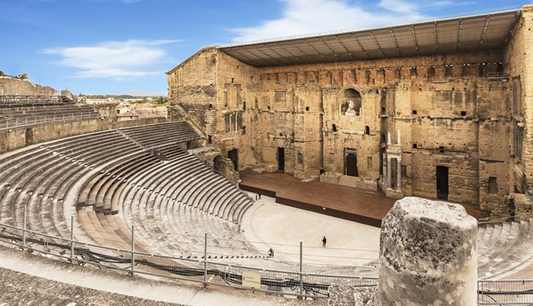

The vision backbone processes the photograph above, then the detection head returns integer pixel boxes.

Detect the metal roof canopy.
[218,10,520,67]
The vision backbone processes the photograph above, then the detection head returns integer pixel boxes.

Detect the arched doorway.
[227,149,238,170]
[214,155,224,173]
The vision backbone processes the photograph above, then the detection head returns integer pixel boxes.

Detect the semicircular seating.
[0,96,103,130]
[78,142,257,259]
[0,120,264,264]
[477,219,533,279]
[0,122,200,241]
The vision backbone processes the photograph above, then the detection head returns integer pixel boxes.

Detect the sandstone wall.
[0,117,169,155]
[504,5,533,193]
[213,51,260,170]
[167,8,533,211]
[167,48,219,144]
[497,5,533,216]
[0,77,57,95]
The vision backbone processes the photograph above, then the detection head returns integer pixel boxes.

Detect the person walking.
[322,236,327,248]
[258,191,262,199]
[268,248,274,258]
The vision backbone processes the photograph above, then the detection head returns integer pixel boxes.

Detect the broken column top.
[377,196,478,306]
[394,197,477,230]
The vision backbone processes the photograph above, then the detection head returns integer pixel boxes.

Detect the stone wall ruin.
[168,5,533,216]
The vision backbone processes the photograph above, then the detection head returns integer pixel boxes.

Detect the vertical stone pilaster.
[396,157,401,191]
[387,157,392,188]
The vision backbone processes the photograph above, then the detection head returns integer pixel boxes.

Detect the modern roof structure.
[218,9,521,67]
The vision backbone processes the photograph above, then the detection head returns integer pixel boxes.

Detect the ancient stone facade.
[167,6,533,214]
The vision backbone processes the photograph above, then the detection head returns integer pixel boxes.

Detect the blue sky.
[0,0,530,95]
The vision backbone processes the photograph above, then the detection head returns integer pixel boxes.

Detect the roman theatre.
[0,5,531,305]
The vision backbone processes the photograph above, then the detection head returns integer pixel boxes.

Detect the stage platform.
[239,170,489,228]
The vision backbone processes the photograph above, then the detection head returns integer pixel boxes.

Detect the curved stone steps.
[126,159,207,254]
[479,222,517,269]
[477,219,533,279]
[36,141,141,239]
[118,153,258,256]
[0,135,129,237]
[78,153,146,207]
[478,222,509,266]
[91,154,161,212]
[120,122,200,149]
[103,156,164,213]
[0,121,200,244]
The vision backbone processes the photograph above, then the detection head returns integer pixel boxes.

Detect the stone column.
[396,157,401,192]
[382,154,387,186]
[386,157,392,189]
[376,197,477,306]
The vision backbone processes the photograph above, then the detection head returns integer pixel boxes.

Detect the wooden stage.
[239,170,489,228]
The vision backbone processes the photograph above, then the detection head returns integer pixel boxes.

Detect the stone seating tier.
[477,219,533,279]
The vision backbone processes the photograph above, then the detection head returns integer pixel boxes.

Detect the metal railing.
[0,213,531,303]
[478,280,533,305]
[0,95,62,104]
[0,112,101,130]
[0,216,377,300]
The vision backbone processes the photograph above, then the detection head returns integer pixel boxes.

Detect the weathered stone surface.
[376,197,478,306]
[0,77,57,95]
[328,285,355,306]
[327,285,375,306]
[0,265,184,306]
[353,287,376,306]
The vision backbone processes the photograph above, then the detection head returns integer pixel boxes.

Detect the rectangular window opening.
[488,177,498,194]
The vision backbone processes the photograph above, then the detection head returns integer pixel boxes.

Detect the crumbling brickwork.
[168,5,533,215]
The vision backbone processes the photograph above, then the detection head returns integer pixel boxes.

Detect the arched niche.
[341,88,362,116]
[214,155,224,173]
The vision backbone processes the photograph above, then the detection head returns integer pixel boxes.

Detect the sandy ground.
[243,193,380,267]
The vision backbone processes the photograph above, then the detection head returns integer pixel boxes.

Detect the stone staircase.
[477,219,533,279]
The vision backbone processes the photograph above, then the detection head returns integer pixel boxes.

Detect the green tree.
[17,73,29,80]
[0,70,5,76]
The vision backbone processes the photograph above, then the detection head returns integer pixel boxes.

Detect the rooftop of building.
[166,6,533,73]
[217,8,522,67]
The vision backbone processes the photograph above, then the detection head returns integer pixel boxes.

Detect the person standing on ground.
[258,191,261,199]
[322,236,327,248]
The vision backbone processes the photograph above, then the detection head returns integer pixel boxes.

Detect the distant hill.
[124,90,165,97]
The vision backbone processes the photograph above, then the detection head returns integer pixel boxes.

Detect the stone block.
[377,197,477,306]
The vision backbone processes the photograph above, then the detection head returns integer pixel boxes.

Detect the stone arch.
[214,155,224,173]
[341,88,362,116]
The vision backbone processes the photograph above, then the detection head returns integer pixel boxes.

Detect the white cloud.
[378,0,418,13]
[231,0,429,43]
[43,40,179,79]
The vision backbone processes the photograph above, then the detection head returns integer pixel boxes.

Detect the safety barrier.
[0,215,531,302]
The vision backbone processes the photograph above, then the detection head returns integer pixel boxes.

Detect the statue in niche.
[341,89,362,116]
[344,99,357,116]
